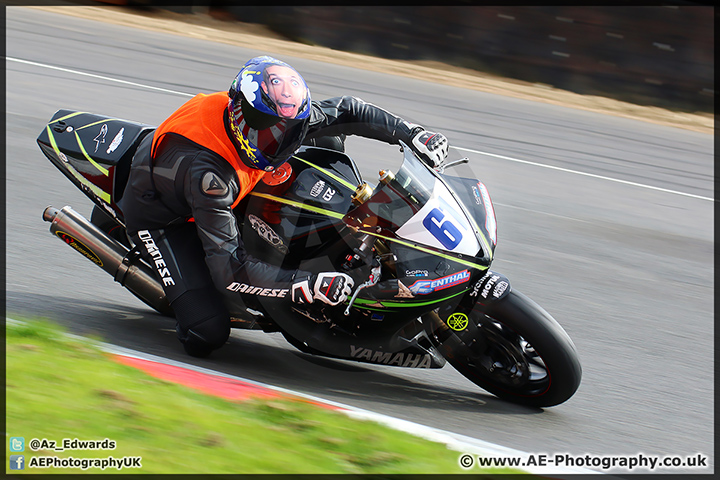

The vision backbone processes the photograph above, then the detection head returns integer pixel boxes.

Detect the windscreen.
[344,148,482,257]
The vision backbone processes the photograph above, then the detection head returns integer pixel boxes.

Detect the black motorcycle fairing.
[234,146,361,270]
[442,175,498,264]
[36,110,155,223]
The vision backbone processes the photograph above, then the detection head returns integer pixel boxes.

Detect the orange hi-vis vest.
[151,92,266,208]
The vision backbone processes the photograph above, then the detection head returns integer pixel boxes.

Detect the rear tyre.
[427,290,581,407]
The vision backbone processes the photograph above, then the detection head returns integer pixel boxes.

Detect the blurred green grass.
[5,318,524,475]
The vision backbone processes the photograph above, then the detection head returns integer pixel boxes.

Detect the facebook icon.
[10,455,25,470]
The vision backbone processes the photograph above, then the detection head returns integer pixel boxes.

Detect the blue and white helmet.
[228,56,311,171]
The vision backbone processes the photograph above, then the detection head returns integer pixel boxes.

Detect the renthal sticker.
[310,180,325,197]
[408,269,470,295]
[350,345,433,368]
[226,282,289,297]
[93,124,108,152]
[395,280,414,298]
[248,214,288,254]
[55,231,103,267]
[447,312,469,331]
[107,127,124,154]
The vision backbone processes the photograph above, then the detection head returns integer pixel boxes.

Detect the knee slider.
[185,316,230,350]
[172,289,230,351]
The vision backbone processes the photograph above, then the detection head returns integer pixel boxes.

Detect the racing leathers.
[118,92,442,356]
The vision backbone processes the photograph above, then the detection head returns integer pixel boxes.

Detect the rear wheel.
[427,290,581,407]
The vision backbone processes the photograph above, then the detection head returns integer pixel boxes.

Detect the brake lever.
[435,157,469,173]
[344,260,382,316]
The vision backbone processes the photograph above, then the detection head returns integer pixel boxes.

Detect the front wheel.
[426,290,581,407]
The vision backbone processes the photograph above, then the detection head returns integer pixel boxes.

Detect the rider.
[117,55,449,357]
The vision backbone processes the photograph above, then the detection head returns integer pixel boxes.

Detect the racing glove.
[292,272,354,306]
[410,128,449,168]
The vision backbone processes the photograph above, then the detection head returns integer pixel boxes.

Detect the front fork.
[421,270,512,347]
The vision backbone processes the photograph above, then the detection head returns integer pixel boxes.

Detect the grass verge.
[5,317,525,475]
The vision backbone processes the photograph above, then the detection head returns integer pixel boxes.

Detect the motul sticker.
[56,231,103,267]
[470,271,511,302]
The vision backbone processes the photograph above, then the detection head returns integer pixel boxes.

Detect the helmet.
[227,56,311,171]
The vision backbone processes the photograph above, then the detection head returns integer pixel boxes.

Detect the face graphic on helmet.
[228,56,311,171]
[261,65,307,119]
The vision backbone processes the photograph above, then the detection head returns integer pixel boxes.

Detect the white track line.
[8,56,713,203]
[454,146,713,202]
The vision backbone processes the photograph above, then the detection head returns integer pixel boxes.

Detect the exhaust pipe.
[43,205,172,316]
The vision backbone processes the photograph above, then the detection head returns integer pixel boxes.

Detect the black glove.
[410,128,449,167]
[292,272,354,306]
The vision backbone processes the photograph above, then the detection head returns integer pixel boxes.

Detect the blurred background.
[80,3,717,113]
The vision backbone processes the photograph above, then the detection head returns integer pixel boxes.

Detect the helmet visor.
[231,98,309,169]
[252,115,308,166]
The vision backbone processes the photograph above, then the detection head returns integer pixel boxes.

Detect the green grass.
[5,317,525,475]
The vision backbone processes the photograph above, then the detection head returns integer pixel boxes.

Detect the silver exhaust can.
[43,205,172,316]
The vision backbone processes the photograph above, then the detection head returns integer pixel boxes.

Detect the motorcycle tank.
[237,146,362,270]
[37,110,155,216]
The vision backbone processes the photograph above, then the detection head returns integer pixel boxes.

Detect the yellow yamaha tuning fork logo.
[447,312,469,331]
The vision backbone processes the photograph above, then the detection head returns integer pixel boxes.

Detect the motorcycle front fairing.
[343,145,497,285]
[238,146,497,367]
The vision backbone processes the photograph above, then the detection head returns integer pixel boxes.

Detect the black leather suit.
[117,95,420,356]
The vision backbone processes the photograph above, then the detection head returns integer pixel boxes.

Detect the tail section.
[37,110,155,225]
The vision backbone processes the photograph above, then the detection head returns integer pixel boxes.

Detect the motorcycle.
[38,109,581,407]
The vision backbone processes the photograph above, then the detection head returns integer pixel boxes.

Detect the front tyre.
[426,290,581,407]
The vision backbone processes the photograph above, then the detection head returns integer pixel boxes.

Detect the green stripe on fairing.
[352,288,468,310]
[292,156,356,191]
[75,118,121,131]
[45,126,111,204]
[46,112,111,176]
[294,154,494,264]
[363,229,489,272]
[48,111,86,124]
[249,192,346,219]
[74,131,109,176]
[249,190,490,273]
